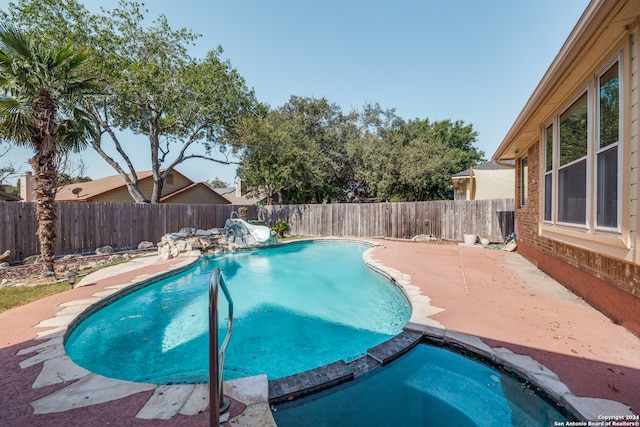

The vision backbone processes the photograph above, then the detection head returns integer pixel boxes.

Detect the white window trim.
[543,124,554,224]
[555,88,591,230]
[520,156,528,208]
[594,53,623,233]
[540,50,625,245]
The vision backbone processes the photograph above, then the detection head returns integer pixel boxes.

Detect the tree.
[346,115,483,202]
[0,161,21,197]
[4,0,257,203]
[55,173,92,187]
[0,25,96,274]
[344,103,403,202]
[236,97,349,204]
[394,118,484,200]
[236,98,485,204]
[205,177,230,189]
[235,108,299,205]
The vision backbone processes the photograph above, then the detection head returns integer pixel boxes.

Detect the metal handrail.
[209,268,234,427]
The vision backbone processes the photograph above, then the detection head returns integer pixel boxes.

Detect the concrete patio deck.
[0,240,638,426]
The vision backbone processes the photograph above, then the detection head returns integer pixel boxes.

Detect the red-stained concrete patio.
[0,240,638,426]
[371,240,640,415]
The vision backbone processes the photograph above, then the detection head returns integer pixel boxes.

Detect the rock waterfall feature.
[157,220,278,260]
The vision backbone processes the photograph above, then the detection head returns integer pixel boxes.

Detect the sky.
[0,0,590,187]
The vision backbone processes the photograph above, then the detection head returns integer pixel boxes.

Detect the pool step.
[367,331,423,365]
[268,360,354,405]
[268,331,424,405]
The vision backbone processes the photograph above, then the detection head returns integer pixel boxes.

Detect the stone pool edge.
[366,247,635,423]
[16,254,277,425]
[267,240,635,422]
[16,238,635,424]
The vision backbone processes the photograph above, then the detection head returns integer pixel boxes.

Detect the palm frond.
[0,97,33,144]
[0,24,99,150]
[58,109,95,153]
[0,24,32,61]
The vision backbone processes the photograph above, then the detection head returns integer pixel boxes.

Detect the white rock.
[31,374,155,414]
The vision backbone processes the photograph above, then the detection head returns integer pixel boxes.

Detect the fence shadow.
[496,210,515,242]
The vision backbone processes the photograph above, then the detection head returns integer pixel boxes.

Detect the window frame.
[543,124,554,223]
[594,56,622,233]
[554,88,591,230]
[520,156,528,208]
[540,50,623,237]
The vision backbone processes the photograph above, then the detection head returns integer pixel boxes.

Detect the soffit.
[494,0,639,160]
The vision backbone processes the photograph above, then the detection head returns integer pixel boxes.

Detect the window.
[520,157,528,207]
[596,62,619,228]
[543,125,553,221]
[542,52,622,234]
[558,93,588,225]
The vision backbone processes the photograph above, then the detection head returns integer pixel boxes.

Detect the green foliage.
[55,172,92,187]
[2,1,485,205]
[0,281,70,313]
[0,23,96,273]
[235,98,485,203]
[0,23,97,150]
[205,177,230,189]
[271,220,289,237]
[3,0,257,203]
[559,93,588,166]
[236,96,349,204]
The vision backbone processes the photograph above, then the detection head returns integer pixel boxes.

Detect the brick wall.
[515,145,540,252]
[514,145,640,334]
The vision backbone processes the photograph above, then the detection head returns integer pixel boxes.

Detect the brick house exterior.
[494,0,640,335]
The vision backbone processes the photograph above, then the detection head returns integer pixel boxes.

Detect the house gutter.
[492,158,516,169]
[492,0,619,162]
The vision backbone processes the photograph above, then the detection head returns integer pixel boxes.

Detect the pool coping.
[268,325,635,423]
[269,241,636,423]
[15,254,277,425]
[10,238,637,424]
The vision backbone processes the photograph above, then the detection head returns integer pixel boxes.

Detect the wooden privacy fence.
[261,199,514,242]
[0,199,513,262]
[0,202,257,263]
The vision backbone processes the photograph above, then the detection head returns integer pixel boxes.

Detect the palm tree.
[0,25,96,275]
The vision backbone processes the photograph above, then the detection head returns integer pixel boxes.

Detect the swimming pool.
[65,240,411,383]
[272,343,569,427]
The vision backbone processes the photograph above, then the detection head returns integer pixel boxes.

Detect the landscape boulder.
[158,222,277,260]
[95,245,114,255]
[138,241,155,250]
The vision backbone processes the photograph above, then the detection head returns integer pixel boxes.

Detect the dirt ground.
[0,249,157,288]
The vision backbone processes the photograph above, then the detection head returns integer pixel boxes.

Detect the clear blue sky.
[1,0,590,186]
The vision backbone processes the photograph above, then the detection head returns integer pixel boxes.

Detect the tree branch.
[85,101,149,203]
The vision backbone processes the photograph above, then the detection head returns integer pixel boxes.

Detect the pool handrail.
[209,268,234,427]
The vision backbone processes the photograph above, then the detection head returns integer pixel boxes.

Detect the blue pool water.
[65,241,411,383]
[273,344,569,427]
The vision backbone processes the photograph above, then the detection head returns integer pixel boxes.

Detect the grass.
[0,257,136,314]
[0,281,71,313]
[277,235,307,242]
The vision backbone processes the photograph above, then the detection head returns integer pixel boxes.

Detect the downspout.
[469,167,474,201]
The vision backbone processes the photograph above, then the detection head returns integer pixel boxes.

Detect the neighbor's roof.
[214,186,266,205]
[452,160,515,178]
[160,182,230,204]
[214,187,235,196]
[55,169,192,201]
[0,188,19,201]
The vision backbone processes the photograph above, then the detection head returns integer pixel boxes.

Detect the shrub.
[271,220,289,237]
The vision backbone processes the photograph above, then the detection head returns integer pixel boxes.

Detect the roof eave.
[493,0,618,161]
